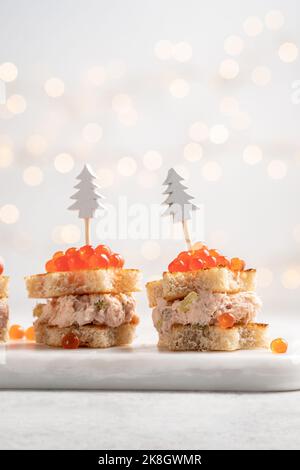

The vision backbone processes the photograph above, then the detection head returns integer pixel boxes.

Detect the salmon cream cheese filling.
[34,293,136,328]
[152,290,262,336]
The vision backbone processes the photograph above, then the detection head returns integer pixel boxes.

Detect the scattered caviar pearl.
[218,313,236,329]
[271,338,288,354]
[53,251,64,259]
[0,261,3,275]
[9,324,24,340]
[25,326,35,341]
[62,332,80,349]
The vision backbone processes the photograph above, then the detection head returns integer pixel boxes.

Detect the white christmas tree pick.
[162,168,198,250]
[68,164,106,245]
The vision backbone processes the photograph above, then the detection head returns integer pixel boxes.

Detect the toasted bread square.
[25,268,141,299]
[35,317,139,348]
[159,322,269,351]
[0,276,9,298]
[146,267,256,307]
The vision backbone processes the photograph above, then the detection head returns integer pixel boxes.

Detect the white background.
[0,0,300,325]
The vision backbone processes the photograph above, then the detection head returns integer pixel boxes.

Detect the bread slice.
[35,316,139,348]
[25,268,141,299]
[0,327,8,343]
[0,276,9,298]
[159,322,269,351]
[146,268,256,307]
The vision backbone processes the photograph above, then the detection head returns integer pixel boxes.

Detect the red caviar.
[45,245,125,272]
[271,338,288,354]
[218,313,236,329]
[0,261,3,275]
[62,332,80,349]
[25,326,35,341]
[9,324,24,340]
[167,245,246,273]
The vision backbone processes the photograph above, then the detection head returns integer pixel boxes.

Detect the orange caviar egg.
[209,248,221,258]
[25,326,35,341]
[216,256,230,268]
[218,313,236,329]
[109,253,124,268]
[68,252,87,270]
[230,257,245,271]
[168,258,187,273]
[95,244,112,257]
[54,255,69,272]
[79,245,94,258]
[65,247,77,256]
[202,256,217,268]
[45,259,56,273]
[189,257,204,270]
[62,332,80,349]
[53,251,64,260]
[88,253,109,269]
[271,338,288,354]
[9,324,24,340]
[0,261,3,275]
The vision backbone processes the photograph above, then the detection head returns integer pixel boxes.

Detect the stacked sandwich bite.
[0,260,9,343]
[25,245,140,348]
[146,246,268,351]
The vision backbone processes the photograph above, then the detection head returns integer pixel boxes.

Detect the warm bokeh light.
[224,35,244,56]
[169,79,190,98]
[230,111,251,131]
[44,77,65,97]
[23,166,44,186]
[141,240,161,260]
[0,145,13,168]
[281,269,300,289]
[219,59,239,79]
[220,96,239,116]
[6,94,26,114]
[60,224,81,244]
[54,153,74,173]
[82,123,103,143]
[278,42,298,63]
[243,16,263,37]
[143,151,162,171]
[154,40,173,60]
[112,93,132,112]
[188,121,209,142]
[172,42,193,62]
[265,10,285,30]
[184,142,203,162]
[251,66,271,87]
[202,161,222,181]
[26,134,47,156]
[96,167,115,187]
[117,157,137,176]
[0,62,18,82]
[209,125,229,144]
[257,267,273,288]
[267,160,287,179]
[243,145,263,165]
[0,204,19,224]
[86,66,107,86]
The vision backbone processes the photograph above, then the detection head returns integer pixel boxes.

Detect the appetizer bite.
[146,245,269,351]
[25,245,140,349]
